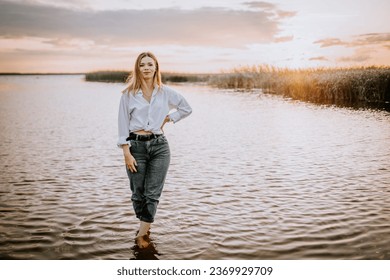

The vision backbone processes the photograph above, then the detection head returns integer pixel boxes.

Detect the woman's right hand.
[123,146,137,172]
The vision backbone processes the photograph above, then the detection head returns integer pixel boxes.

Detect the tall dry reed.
[209,66,390,109]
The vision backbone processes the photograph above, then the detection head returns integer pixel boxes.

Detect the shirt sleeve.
[117,93,131,148]
[167,86,192,123]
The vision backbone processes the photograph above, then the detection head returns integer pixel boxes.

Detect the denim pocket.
[129,140,142,153]
[130,139,143,146]
[156,135,168,144]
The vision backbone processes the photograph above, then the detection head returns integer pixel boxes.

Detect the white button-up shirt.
[117,84,192,147]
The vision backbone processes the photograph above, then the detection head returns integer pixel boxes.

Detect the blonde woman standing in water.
[117,52,192,248]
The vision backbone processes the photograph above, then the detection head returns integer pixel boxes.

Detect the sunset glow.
[0,0,389,73]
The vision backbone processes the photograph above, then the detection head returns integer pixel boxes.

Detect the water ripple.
[1,76,389,259]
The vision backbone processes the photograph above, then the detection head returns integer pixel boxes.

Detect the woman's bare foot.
[134,221,151,248]
[135,235,150,248]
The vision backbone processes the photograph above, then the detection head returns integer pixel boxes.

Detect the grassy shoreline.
[210,66,390,110]
[85,67,390,110]
[85,70,211,83]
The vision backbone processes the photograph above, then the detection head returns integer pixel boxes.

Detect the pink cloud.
[309,56,328,61]
[314,38,346,48]
[0,0,296,48]
[273,35,294,43]
[314,33,390,48]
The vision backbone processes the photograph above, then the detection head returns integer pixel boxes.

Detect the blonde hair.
[123,52,162,95]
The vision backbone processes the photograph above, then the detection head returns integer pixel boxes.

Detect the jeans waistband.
[126,133,163,141]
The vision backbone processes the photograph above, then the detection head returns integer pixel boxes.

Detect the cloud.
[243,1,297,18]
[243,1,276,10]
[338,54,371,63]
[337,48,373,63]
[354,33,390,46]
[313,33,390,65]
[0,0,296,48]
[273,35,294,43]
[314,33,390,48]
[309,56,328,61]
[314,38,345,48]
[13,0,91,10]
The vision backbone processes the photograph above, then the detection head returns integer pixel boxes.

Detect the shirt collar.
[136,84,159,96]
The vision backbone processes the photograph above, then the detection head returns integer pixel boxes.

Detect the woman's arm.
[118,93,137,172]
[117,93,132,147]
[160,115,171,133]
[167,87,192,123]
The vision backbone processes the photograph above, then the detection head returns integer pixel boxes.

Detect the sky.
[0,0,389,73]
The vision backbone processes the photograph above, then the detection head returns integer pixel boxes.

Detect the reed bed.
[86,67,390,109]
[85,70,210,83]
[85,71,129,83]
[209,66,390,109]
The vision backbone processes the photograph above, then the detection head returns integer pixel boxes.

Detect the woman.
[117,52,192,248]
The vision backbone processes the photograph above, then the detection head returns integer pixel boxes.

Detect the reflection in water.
[0,75,389,259]
[131,239,160,260]
[130,231,160,260]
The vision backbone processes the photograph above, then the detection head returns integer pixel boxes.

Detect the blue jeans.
[126,135,170,223]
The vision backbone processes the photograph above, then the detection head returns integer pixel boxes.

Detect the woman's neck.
[141,78,154,91]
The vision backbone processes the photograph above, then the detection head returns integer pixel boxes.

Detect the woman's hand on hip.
[160,115,171,133]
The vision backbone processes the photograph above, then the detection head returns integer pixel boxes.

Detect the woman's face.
[139,56,156,80]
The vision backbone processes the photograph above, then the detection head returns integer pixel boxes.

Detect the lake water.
[0,75,389,260]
